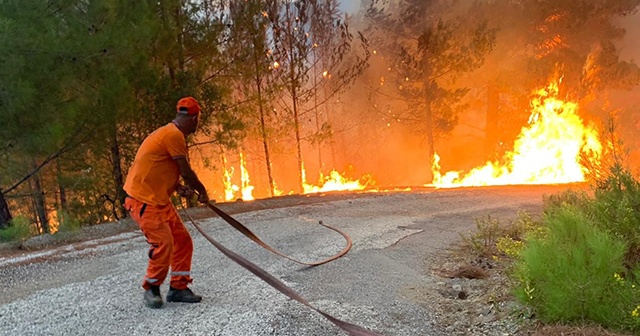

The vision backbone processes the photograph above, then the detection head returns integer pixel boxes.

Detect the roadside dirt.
[423,247,635,336]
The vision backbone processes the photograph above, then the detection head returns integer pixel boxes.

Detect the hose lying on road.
[204,201,352,266]
[181,202,384,336]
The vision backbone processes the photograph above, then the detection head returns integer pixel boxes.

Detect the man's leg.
[139,211,173,290]
[166,205,201,303]
[125,198,174,307]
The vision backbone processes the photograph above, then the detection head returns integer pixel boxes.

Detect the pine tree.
[364,0,497,180]
[270,0,369,192]
[227,0,282,197]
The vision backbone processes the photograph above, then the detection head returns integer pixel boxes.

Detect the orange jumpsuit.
[123,123,194,290]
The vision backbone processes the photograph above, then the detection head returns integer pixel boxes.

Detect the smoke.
[609,10,640,167]
[617,11,640,63]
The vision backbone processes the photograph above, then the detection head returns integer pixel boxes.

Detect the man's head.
[174,97,201,135]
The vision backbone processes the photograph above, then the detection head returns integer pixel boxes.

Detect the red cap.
[176,97,201,115]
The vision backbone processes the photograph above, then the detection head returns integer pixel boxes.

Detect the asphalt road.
[0,185,569,336]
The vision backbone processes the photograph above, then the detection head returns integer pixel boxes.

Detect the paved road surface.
[0,185,568,336]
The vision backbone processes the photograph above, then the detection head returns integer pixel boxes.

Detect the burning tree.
[522,0,640,96]
[227,0,282,197]
[432,80,604,187]
[430,0,640,188]
[269,0,369,193]
[474,0,640,161]
[363,0,497,180]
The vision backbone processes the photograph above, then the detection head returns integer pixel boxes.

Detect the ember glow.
[432,81,602,188]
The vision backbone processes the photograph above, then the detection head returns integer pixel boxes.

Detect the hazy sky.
[340,1,359,13]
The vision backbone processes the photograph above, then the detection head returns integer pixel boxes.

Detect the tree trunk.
[174,4,185,73]
[289,58,304,192]
[315,109,322,175]
[425,103,436,178]
[56,159,67,214]
[284,3,305,194]
[323,85,337,168]
[31,169,49,234]
[110,133,126,219]
[56,159,68,228]
[292,82,304,193]
[254,55,275,197]
[259,105,275,197]
[485,82,500,161]
[0,189,12,229]
[424,82,436,182]
[313,49,323,173]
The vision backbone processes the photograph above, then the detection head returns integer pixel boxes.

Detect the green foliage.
[0,0,244,229]
[496,211,548,258]
[495,235,525,258]
[590,165,640,266]
[461,214,506,257]
[541,166,640,267]
[542,189,592,216]
[508,136,640,333]
[0,216,32,242]
[512,205,640,332]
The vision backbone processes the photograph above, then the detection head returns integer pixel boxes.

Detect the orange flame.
[221,152,255,201]
[272,181,284,197]
[432,81,602,188]
[303,168,369,194]
[240,152,255,201]
[221,154,236,201]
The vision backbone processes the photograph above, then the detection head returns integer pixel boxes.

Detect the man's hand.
[175,157,209,204]
[197,191,209,204]
[176,185,195,198]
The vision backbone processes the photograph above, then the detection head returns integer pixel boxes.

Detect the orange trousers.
[125,197,193,290]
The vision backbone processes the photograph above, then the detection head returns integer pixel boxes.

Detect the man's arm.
[175,157,209,203]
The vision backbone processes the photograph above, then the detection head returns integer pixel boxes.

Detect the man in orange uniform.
[124,97,209,308]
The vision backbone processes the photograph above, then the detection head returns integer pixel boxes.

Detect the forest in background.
[2,0,640,234]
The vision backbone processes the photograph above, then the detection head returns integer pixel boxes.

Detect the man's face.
[187,114,200,135]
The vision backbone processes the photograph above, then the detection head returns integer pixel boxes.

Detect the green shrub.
[0,216,33,242]
[542,189,592,215]
[541,166,640,268]
[460,214,507,257]
[589,165,640,266]
[619,268,640,333]
[462,211,543,259]
[513,205,640,331]
[494,211,541,258]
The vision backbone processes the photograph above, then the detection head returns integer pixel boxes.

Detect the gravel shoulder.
[0,186,575,336]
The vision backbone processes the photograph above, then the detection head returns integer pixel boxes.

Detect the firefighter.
[124,97,209,308]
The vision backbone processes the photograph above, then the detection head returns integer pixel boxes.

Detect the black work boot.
[166,286,202,303]
[144,285,163,309]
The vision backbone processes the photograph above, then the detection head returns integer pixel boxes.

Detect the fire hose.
[182,201,384,336]
[202,201,352,266]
